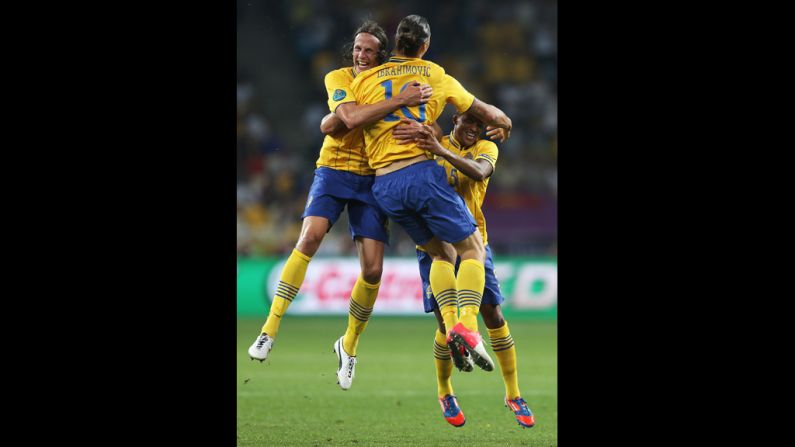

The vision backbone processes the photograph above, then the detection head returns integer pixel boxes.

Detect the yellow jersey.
[315,67,373,176]
[349,56,475,169]
[436,133,499,245]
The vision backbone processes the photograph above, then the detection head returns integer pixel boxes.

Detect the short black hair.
[342,20,389,65]
[395,15,431,56]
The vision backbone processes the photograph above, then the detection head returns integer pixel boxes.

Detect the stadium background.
[237,0,557,445]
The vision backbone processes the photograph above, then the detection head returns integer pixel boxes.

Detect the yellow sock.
[342,276,380,356]
[488,322,521,399]
[433,329,454,397]
[430,260,458,331]
[261,249,311,338]
[457,259,485,331]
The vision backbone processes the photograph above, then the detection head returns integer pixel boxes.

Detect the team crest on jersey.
[464,152,474,160]
[333,89,346,101]
[425,284,433,300]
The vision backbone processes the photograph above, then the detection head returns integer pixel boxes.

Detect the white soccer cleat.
[248,333,274,362]
[333,336,357,390]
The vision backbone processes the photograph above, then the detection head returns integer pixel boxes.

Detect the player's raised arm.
[465,98,512,142]
[334,82,432,131]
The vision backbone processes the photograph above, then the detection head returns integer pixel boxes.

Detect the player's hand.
[486,125,510,142]
[392,118,426,144]
[396,82,433,107]
[418,84,432,102]
[414,125,446,156]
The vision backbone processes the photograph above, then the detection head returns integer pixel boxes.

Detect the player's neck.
[450,132,474,151]
[394,52,421,59]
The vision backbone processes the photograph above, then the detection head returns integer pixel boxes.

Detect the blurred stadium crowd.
[237,0,557,257]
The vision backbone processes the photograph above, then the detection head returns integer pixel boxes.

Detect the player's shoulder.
[424,59,447,76]
[475,138,498,153]
[325,67,355,83]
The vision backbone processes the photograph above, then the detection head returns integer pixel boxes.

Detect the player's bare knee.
[480,304,505,329]
[296,233,323,256]
[361,264,382,284]
[483,313,505,329]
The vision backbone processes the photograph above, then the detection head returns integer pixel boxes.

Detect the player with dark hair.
[248,20,432,391]
[325,14,512,379]
[321,13,521,426]
[393,112,535,428]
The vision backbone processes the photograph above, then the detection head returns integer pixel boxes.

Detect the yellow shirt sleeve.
[475,140,499,171]
[325,69,357,113]
[440,74,476,114]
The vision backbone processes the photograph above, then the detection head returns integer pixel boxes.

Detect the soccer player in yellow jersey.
[394,113,536,428]
[335,15,513,378]
[248,21,432,391]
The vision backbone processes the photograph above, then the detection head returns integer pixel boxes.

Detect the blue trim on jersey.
[478,153,496,163]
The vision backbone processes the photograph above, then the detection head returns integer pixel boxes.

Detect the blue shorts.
[417,245,504,313]
[372,160,476,246]
[301,167,389,243]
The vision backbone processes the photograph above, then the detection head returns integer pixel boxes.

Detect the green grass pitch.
[238,316,557,446]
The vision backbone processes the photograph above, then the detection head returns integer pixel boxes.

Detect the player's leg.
[431,308,466,427]
[421,237,477,372]
[340,200,388,358]
[249,171,346,361]
[416,165,492,371]
[431,310,454,398]
[482,304,535,428]
[479,245,534,427]
[419,247,472,378]
[481,303,513,393]
[371,163,460,339]
[418,247,465,425]
[333,196,388,389]
[264,215,330,334]
[448,231,492,371]
[451,230,486,333]
[447,234,493,371]
[478,246,517,397]
[248,216,330,361]
[340,237,383,357]
[370,163,477,368]
[333,237,383,389]
[420,237,459,333]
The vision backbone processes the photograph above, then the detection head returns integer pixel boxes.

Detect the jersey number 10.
[380,80,427,122]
